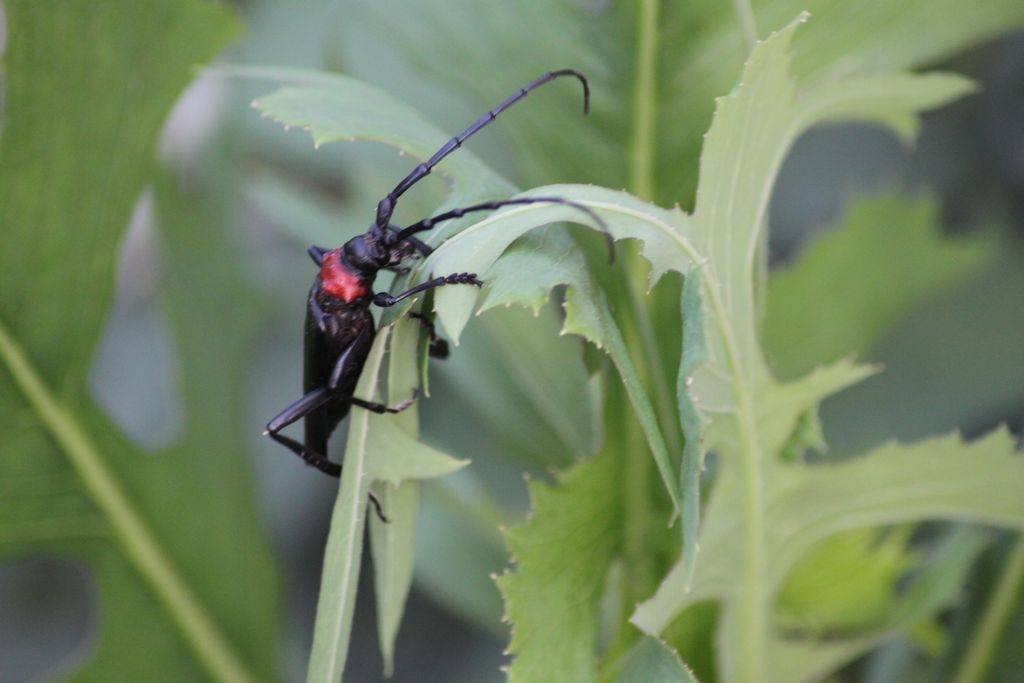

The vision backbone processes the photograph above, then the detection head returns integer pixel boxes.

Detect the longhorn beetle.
[263,70,604,520]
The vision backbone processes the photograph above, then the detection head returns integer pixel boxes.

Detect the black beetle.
[263,70,601,519]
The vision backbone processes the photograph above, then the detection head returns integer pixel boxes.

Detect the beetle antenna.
[374,70,589,229]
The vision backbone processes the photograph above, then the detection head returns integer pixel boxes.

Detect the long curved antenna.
[374,70,590,230]
[393,196,615,260]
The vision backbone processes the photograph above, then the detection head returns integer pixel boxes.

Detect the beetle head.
[342,234,389,274]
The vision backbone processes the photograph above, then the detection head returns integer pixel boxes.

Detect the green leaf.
[306,330,390,683]
[496,448,622,683]
[771,526,991,682]
[614,635,699,683]
[369,481,418,678]
[247,67,513,219]
[368,315,422,676]
[479,229,688,527]
[428,185,698,342]
[634,429,1024,681]
[0,2,283,682]
[763,194,993,379]
[364,419,468,485]
[677,272,708,584]
[775,527,918,635]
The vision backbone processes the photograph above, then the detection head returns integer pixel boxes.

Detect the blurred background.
[1,1,1022,681]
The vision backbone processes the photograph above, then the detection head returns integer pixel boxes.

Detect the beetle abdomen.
[303,295,375,457]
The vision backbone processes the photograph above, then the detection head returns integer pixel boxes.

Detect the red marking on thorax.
[320,250,370,302]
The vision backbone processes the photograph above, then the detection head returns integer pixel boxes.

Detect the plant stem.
[696,269,769,680]
[630,0,659,203]
[736,395,767,682]
[603,375,652,667]
[951,536,1024,683]
[626,0,686,459]
[732,0,758,49]
[0,320,256,683]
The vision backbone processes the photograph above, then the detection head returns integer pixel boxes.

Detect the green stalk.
[0,320,257,683]
[951,537,1024,683]
[622,0,658,590]
[602,374,652,669]
[736,395,767,681]
[630,0,659,202]
[626,0,683,459]
[732,0,758,49]
[697,264,769,680]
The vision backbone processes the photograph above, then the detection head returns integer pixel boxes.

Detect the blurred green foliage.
[0,1,277,681]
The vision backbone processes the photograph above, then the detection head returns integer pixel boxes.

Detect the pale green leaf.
[364,419,468,485]
[429,185,697,342]
[686,20,970,436]
[369,315,423,676]
[755,359,878,458]
[307,330,391,683]
[369,481,418,678]
[413,20,992,681]
[615,635,699,683]
[362,305,468,493]
[634,429,1024,681]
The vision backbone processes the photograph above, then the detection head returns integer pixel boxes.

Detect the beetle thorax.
[319,249,371,303]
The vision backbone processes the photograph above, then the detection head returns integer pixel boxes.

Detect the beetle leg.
[321,327,418,410]
[264,384,409,522]
[409,312,449,359]
[386,224,432,256]
[373,272,483,308]
[264,387,340,476]
[347,392,418,414]
[367,491,389,523]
